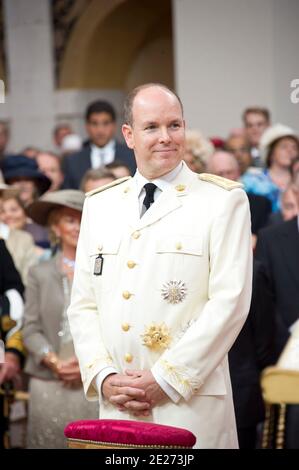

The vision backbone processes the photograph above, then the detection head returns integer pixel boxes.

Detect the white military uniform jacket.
[68,162,253,449]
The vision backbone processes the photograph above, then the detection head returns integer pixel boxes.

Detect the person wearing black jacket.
[62,100,136,189]
[247,193,271,235]
[229,260,276,449]
[255,216,299,448]
[0,239,25,449]
[255,216,299,355]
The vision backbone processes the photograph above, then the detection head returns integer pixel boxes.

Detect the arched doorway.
[59,0,174,91]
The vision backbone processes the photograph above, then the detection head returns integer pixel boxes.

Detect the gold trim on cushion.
[67,438,193,449]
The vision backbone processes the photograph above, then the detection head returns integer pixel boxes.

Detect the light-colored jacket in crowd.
[23,253,66,380]
[5,228,38,285]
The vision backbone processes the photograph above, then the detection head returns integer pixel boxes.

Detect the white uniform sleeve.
[152,369,181,403]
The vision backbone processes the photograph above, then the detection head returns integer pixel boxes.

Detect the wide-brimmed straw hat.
[26,189,85,226]
[260,124,299,165]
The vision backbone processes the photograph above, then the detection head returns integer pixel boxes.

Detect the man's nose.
[159,127,171,143]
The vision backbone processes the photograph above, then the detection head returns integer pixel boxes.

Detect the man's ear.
[122,124,134,149]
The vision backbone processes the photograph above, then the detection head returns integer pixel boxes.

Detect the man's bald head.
[207,151,241,181]
[123,83,183,127]
[121,83,185,180]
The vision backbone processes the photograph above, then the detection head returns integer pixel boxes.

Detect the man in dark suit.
[229,260,276,448]
[255,215,299,448]
[267,184,299,227]
[247,192,271,235]
[255,216,299,355]
[62,100,136,189]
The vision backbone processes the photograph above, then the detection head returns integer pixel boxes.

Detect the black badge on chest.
[94,254,104,276]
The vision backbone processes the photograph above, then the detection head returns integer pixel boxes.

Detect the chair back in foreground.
[261,323,299,449]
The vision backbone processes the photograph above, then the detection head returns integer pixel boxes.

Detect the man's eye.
[170,123,180,129]
[145,125,156,130]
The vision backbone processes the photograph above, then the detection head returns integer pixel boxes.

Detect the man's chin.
[93,140,108,147]
[154,158,181,174]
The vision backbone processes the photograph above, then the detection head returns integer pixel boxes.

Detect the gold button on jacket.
[124,353,133,363]
[175,184,186,192]
[122,291,132,300]
[127,261,136,269]
[122,323,130,332]
[132,231,141,239]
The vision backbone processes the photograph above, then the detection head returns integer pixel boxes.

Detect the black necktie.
[142,183,157,212]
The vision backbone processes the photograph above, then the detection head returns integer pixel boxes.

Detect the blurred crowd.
[0,98,299,449]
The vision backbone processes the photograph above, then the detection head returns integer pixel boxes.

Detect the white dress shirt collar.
[134,161,183,198]
[91,139,115,153]
[90,139,116,168]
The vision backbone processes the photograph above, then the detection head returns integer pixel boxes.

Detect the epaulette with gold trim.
[198,173,243,191]
[85,176,131,197]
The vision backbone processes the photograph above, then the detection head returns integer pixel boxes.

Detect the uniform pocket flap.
[89,237,121,256]
[156,234,203,256]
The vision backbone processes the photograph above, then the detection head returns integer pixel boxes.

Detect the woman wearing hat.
[241,124,299,212]
[23,190,98,448]
[1,192,50,251]
[0,185,38,285]
[2,155,51,206]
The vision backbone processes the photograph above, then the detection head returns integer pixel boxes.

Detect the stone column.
[3,0,55,151]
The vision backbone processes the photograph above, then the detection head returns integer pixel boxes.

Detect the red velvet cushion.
[64,419,196,447]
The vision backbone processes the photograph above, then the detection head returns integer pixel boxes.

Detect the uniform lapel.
[120,177,141,230]
[137,186,183,230]
[136,162,197,231]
